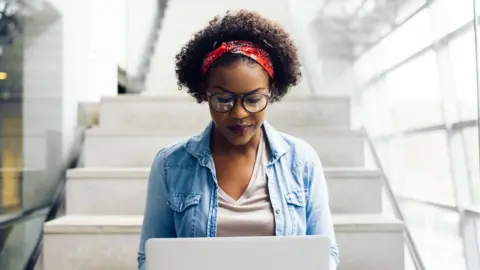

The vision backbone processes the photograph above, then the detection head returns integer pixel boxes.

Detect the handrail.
[0,204,50,229]
[362,127,426,270]
[126,0,169,93]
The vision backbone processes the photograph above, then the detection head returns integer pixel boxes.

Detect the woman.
[138,10,338,269]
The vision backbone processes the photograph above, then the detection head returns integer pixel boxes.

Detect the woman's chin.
[223,129,258,146]
[225,133,253,146]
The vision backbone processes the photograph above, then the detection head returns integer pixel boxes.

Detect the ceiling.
[312,0,425,60]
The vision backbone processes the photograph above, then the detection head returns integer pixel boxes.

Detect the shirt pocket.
[285,189,307,235]
[167,193,202,237]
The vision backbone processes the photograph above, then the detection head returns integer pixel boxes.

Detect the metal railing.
[126,0,169,93]
[362,127,426,270]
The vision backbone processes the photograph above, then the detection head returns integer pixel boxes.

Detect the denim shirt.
[137,121,339,269]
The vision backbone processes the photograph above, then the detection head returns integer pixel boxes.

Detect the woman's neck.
[211,127,262,156]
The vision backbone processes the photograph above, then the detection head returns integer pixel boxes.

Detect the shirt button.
[275,209,281,215]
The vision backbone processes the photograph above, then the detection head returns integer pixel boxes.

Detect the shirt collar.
[183,120,290,166]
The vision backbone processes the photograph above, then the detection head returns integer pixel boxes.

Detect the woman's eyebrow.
[212,86,266,94]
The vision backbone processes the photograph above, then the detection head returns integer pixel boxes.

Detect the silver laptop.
[145,236,331,270]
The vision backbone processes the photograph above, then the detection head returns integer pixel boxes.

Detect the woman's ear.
[269,84,276,101]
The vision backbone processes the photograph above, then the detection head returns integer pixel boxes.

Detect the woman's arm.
[138,150,176,270]
[305,152,339,270]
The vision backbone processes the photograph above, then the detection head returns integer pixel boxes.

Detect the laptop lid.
[145,236,330,270]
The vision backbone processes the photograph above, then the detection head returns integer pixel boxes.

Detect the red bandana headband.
[202,40,274,78]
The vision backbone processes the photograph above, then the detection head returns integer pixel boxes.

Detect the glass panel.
[465,127,480,204]
[395,0,426,24]
[377,8,432,74]
[476,217,480,255]
[21,2,65,212]
[449,29,478,121]
[389,131,454,204]
[430,0,473,41]
[361,82,393,137]
[0,211,47,269]
[0,4,25,214]
[385,51,444,132]
[353,8,433,85]
[402,201,465,270]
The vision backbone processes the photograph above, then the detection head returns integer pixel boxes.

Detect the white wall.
[23,0,122,161]
[287,0,326,95]
[288,0,355,96]
[23,1,64,167]
[126,0,158,77]
[22,0,157,158]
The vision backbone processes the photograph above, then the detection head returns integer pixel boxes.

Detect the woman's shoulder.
[151,136,195,167]
[274,131,319,166]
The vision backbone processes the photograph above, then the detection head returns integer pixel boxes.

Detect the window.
[402,201,465,270]
[389,131,454,204]
[476,216,480,255]
[385,51,444,132]
[430,0,473,41]
[464,127,480,204]
[449,29,478,121]
[379,8,433,72]
[361,82,393,137]
[353,8,433,85]
[353,0,480,267]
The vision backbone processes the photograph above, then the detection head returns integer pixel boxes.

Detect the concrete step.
[144,73,312,97]
[98,95,351,131]
[42,215,141,270]
[83,127,364,167]
[42,214,404,270]
[65,167,382,215]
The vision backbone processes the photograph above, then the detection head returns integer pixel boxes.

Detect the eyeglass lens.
[209,92,268,113]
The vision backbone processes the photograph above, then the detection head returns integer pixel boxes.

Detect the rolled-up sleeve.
[138,150,176,270]
[305,152,339,269]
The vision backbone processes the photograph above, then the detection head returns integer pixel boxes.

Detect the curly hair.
[175,10,302,103]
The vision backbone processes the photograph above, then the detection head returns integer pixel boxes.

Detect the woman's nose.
[229,98,249,119]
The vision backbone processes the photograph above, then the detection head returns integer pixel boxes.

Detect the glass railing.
[0,208,48,269]
[0,0,169,268]
[0,124,84,269]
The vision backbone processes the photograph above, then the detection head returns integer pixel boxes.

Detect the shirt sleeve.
[137,150,176,270]
[305,151,339,269]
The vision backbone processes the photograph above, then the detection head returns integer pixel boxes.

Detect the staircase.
[41,1,406,270]
[41,95,405,270]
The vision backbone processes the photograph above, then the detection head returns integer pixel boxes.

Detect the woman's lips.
[228,125,252,135]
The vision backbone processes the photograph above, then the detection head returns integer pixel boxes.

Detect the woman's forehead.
[207,61,270,94]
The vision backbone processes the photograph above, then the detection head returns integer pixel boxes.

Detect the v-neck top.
[138,121,340,269]
[216,132,275,237]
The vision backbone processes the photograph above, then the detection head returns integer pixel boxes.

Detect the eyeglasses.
[206,91,271,113]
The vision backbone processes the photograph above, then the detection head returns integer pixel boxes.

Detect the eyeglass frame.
[205,91,272,113]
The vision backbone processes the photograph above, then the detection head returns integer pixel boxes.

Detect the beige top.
[216,132,275,237]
